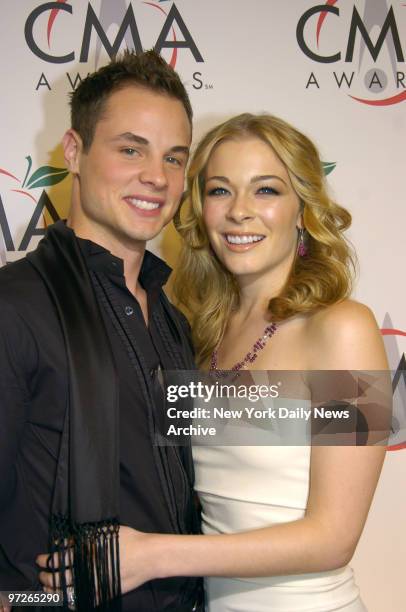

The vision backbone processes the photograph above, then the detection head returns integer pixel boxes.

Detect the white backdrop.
[0,2,405,610]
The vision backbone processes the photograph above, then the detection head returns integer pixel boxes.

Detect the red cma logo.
[297,1,406,105]
[24,1,203,68]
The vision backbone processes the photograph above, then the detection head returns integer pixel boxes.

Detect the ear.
[62,129,83,174]
[296,211,305,229]
[296,198,305,230]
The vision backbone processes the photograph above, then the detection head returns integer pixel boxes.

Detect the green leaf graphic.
[26,165,69,189]
[322,161,336,176]
[22,156,32,188]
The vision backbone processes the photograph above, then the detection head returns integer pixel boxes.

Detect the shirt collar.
[70,229,171,291]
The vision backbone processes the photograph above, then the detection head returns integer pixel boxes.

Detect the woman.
[39,114,389,611]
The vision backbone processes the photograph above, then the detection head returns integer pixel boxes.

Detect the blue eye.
[257,186,279,195]
[121,148,138,156]
[207,187,229,196]
[165,156,182,166]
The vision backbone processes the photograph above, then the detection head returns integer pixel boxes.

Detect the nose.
[226,193,254,223]
[139,156,168,190]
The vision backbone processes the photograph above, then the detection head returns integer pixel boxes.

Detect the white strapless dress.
[193,393,367,612]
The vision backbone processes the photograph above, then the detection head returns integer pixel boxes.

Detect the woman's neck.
[236,273,286,324]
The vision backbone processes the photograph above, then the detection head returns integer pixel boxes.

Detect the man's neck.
[67,216,146,296]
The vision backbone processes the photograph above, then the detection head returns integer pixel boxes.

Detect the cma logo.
[296,2,406,105]
[0,159,68,253]
[24,1,203,65]
[297,4,404,64]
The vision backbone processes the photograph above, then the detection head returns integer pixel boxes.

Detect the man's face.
[64,85,191,254]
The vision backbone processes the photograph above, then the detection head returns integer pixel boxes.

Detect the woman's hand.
[36,526,159,596]
[0,597,11,612]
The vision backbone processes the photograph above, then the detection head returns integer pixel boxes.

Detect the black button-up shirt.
[0,232,200,611]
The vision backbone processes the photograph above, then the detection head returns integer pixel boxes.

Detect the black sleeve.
[0,298,38,509]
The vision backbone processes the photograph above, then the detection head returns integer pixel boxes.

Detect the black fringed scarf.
[27,221,121,611]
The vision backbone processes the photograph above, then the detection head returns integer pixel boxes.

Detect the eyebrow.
[206,174,287,185]
[114,132,149,145]
[251,174,287,185]
[113,132,189,155]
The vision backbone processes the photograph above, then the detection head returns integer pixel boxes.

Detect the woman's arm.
[118,447,385,592]
[112,301,389,592]
[38,301,389,594]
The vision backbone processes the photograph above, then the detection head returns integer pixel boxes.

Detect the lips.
[123,195,164,216]
[224,233,265,245]
[221,232,266,252]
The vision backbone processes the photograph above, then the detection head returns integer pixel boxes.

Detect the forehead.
[207,136,286,174]
[95,84,191,142]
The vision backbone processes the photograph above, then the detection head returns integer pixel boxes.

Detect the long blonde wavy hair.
[173,113,355,366]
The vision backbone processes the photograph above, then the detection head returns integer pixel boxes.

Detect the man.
[0,50,201,611]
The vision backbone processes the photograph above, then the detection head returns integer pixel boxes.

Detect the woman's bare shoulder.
[310,298,376,329]
[304,299,387,370]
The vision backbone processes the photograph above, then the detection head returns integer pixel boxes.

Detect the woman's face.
[202,136,302,286]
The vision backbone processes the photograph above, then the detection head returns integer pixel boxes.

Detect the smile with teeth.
[225,234,265,244]
[126,197,161,211]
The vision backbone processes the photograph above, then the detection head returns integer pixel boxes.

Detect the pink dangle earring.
[298,228,308,257]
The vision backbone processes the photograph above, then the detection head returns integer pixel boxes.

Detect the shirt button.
[124,306,134,316]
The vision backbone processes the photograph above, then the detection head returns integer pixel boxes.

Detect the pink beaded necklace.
[210,322,277,372]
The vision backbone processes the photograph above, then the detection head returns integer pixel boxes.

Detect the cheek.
[202,202,221,234]
[260,206,277,224]
[169,173,186,197]
[262,201,299,232]
[84,159,121,189]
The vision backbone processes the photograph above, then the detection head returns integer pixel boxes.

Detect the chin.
[218,253,257,270]
[124,224,163,243]
[128,232,159,244]
[222,263,261,277]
